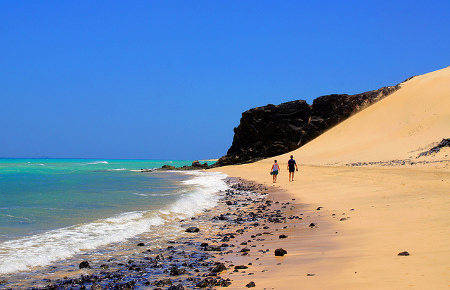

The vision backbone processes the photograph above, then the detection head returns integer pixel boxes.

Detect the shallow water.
[0,159,226,276]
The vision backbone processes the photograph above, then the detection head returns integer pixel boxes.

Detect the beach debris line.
[417,138,450,157]
[344,140,450,168]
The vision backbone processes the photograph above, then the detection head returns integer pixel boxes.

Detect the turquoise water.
[0,158,226,274]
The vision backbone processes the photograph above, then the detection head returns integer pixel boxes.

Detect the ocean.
[0,158,227,277]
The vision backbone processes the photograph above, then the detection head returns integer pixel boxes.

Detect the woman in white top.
[271,160,280,183]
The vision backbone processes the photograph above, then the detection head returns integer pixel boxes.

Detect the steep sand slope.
[210,66,449,289]
[290,66,450,165]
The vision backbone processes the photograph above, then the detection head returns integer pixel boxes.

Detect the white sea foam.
[159,171,228,218]
[0,211,165,274]
[0,171,228,275]
[87,161,108,165]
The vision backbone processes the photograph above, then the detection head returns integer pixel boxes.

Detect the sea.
[0,158,227,277]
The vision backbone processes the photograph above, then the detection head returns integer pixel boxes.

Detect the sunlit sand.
[210,66,450,289]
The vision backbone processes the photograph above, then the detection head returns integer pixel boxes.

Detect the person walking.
[287,155,298,181]
[271,160,280,183]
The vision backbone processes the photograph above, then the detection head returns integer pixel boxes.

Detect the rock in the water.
[185,227,200,233]
[79,261,91,269]
[191,160,209,168]
[162,165,176,170]
[398,251,410,256]
[274,248,287,256]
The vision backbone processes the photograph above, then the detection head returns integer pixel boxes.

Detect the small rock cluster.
[161,161,211,171]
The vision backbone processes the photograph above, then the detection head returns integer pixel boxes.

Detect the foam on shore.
[0,171,229,275]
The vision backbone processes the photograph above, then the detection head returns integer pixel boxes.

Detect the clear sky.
[1,1,449,160]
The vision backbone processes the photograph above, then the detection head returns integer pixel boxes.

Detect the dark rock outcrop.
[216,84,402,166]
[417,138,450,157]
[161,161,210,171]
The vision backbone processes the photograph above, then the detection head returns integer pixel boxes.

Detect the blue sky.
[1,1,448,160]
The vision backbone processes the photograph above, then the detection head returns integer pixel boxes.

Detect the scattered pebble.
[246,281,256,288]
[274,248,288,256]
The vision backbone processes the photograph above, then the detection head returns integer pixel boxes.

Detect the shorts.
[289,166,295,172]
[271,170,279,175]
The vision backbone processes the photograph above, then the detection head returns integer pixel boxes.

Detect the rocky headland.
[216,82,406,166]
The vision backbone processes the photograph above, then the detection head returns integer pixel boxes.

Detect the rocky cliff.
[216,83,404,166]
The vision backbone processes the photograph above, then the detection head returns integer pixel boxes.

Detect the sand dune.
[290,65,450,166]
[210,66,449,289]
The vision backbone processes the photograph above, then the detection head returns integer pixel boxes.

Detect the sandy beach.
[2,67,447,289]
[209,66,450,289]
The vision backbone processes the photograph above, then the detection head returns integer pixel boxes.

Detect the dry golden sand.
[209,66,450,289]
